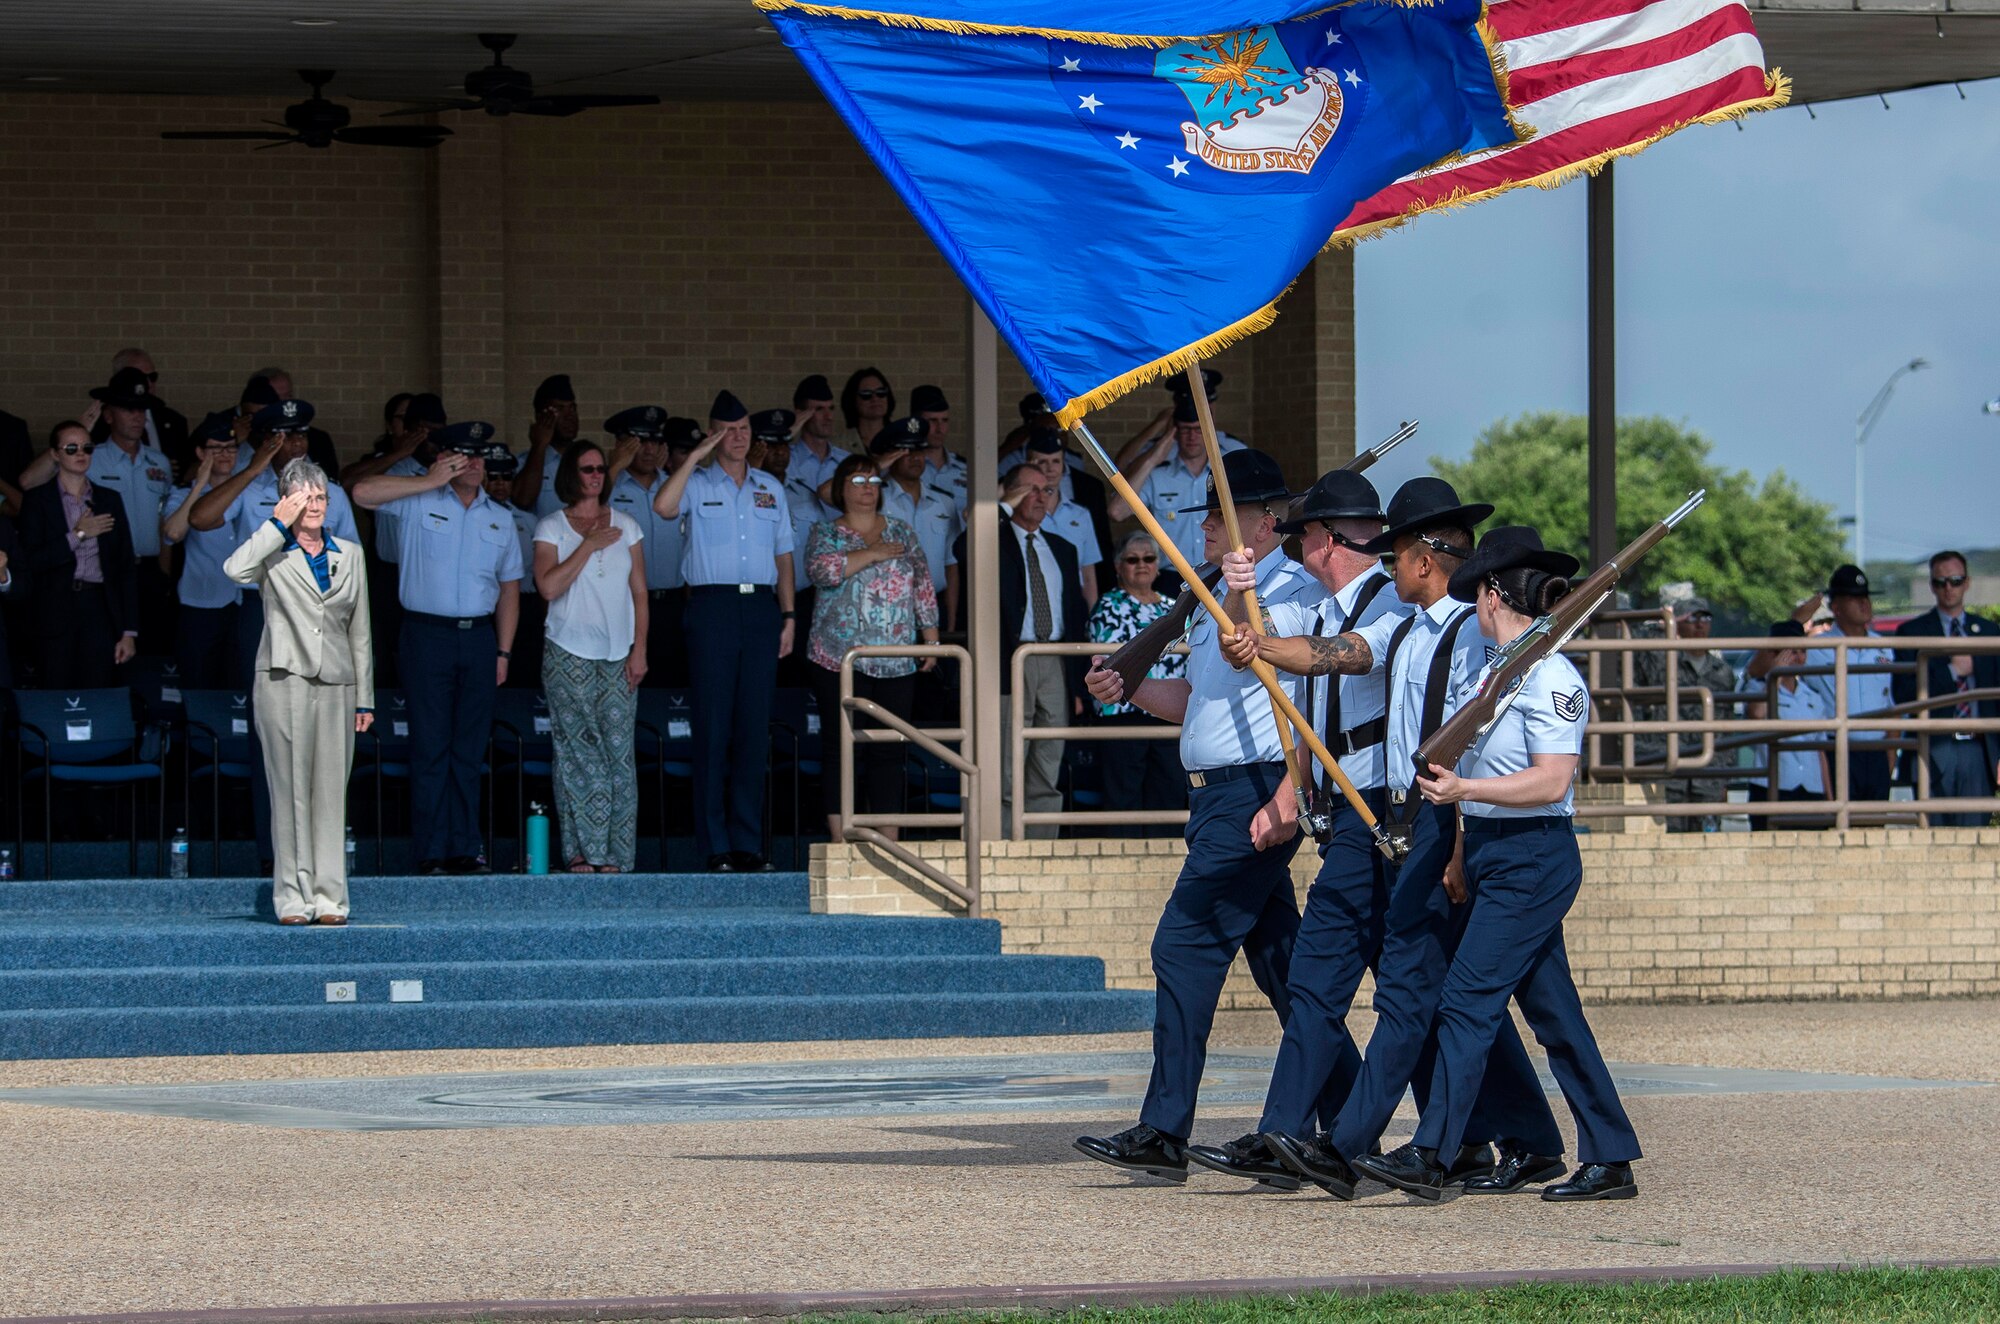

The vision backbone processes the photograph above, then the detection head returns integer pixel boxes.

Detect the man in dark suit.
[0,513,20,688]
[97,349,190,469]
[17,420,139,688]
[1893,549,1999,826]
[955,462,1087,839]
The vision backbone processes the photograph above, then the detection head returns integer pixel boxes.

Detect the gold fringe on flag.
[753,0,1439,49]
[1053,298,1284,427]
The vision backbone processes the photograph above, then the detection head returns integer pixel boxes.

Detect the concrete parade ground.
[2,998,1997,1321]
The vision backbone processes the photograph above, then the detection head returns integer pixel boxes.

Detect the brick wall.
[0,94,1333,482]
[815,827,2000,1007]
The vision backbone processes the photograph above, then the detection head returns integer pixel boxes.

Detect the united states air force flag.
[761,0,1519,425]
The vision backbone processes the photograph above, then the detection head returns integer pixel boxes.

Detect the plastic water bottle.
[169,828,190,880]
[345,826,358,878]
[0,848,13,881]
[525,802,551,875]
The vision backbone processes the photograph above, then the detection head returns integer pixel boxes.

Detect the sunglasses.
[576,464,607,475]
[1122,555,1157,564]
[59,443,95,456]
[855,388,889,400]
[1933,575,1968,589]
[847,474,884,486]
[1687,611,1713,622]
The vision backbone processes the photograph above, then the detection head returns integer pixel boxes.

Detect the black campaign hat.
[869,416,930,454]
[1360,477,1494,555]
[251,398,315,434]
[750,408,797,444]
[1019,392,1052,421]
[1166,367,1223,401]
[909,384,949,414]
[1828,564,1872,597]
[1276,469,1384,535]
[90,366,159,411]
[1448,526,1580,603]
[1769,619,1807,639]
[1177,448,1294,514]
[434,420,498,454]
[404,392,447,430]
[605,405,668,440]
[709,390,748,423]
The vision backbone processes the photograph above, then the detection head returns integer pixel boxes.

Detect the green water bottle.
[525,801,551,875]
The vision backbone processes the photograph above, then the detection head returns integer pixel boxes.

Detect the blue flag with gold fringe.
[761,0,1517,424]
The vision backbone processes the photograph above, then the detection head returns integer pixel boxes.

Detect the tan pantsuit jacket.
[224,518,374,920]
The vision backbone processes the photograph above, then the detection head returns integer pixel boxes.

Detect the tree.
[1432,413,1845,625]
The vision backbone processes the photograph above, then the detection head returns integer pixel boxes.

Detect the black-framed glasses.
[1933,575,1968,589]
[855,388,889,400]
[1122,554,1157,564]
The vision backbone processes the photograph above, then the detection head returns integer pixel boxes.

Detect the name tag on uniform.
[753,492,777,510]
[701,501,724,509]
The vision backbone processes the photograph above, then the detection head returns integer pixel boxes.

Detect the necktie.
[1024,533,1054,641]
[1952,617,1973,721]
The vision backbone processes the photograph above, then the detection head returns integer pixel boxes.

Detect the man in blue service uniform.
[605,405,691,688]
[353,421,524,876]
[479,445,545,688]
[1073,449,1315,1182]
[348,392,446,687]
[1220,477,1563,1198]
[654,391,797,874]
[190,398,361,871]
[161,412,245,688]
[511,374,584,519]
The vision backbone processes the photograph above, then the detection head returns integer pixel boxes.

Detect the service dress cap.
[869,416,930,454]
[750,408,797,444]
[251,398,315,434]
[709,390,748,423]
[433,420,498,454]
[605,405,669,440]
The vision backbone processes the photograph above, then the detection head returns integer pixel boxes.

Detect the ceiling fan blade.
[161,130,298,141]
[254,139,306,151]
[518,94,660,116]
[380,100,481,117]
[335,124,454,148]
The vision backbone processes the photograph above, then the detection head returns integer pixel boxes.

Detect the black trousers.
[135,559,177,658]
[370,555,403,687]
[686,587,780,859]
[1096,713,1185,836]
[39,582,119,689]
[774,586,815,690]
[176,603,240,690]
[402,614,499,863]
[505,591,548,691]
[643,588,689,689]
[805,662,916,823]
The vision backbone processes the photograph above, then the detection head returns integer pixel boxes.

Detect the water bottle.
[525,802,551,875]
[344,826,358,878]
[169,828,190,880]
[0,848,14,881]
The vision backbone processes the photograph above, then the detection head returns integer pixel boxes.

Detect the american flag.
[1334,0,1789,241]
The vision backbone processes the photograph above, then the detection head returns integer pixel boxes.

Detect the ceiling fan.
[161,70,452,150]
[387,33,662,118]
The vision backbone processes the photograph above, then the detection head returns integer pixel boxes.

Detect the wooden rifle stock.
[1410,490,1706,781]
[1094,420,1419,703]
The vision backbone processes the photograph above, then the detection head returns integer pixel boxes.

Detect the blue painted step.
[0,872,808,917]
[0,991,1159,1059]
[0,954,1112,1009]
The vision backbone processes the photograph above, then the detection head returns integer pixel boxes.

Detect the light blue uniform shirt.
[1353,593,1492,793]
[1180,550,1323,771]
[882,476,960,592]
[165,484,242,610]
[788,440,851,500]
[224,472,360,595]
[374,455,424,564]
[925,451,970,511]
[384,484,525,617]
[680,462,794,588]
[1805,632,1895,744]
[507,503,538,595]
[1776,679,1833,793]
[1266,565,1408,793]
[1455,652,1589,817]
[607,470,686,591]
[1133,452,1213,575]
[532,447,568,520]
[89,439,175,558]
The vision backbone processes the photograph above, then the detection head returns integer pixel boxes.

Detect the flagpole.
[1182,360,1315,828]
[1066,420,1403,860]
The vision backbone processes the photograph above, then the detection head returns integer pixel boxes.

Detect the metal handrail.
[837,644,979,913]
[1008,640,1188,839]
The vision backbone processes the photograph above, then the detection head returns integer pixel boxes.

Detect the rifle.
[1405,490,1707,811]
[1097,420,1418,700]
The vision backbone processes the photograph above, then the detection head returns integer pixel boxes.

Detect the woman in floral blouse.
[1086,530,1187,834]
[805,451,939,842]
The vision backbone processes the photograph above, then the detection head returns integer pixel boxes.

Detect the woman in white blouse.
[533,442,648,873]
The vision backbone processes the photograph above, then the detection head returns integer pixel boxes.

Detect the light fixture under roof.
[22,75,63,82]
[290,17,337,26]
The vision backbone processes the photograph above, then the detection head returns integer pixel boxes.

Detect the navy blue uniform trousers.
[402,615,498,863]
[1327,800,1562,1161]
[1414,819,1640,1165]
[686,587,781,859]
[1140,760,1302,1142]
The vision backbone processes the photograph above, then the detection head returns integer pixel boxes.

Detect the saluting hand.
[1084,658,1125,706]
[528,408,556,450]
[428,453,469,486]
[272,489,310,528]
[79,401,103,432]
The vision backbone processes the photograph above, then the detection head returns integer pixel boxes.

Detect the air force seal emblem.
[1155,28,1343,176]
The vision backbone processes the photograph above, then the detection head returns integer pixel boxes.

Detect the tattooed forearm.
[1302,632,1372,676]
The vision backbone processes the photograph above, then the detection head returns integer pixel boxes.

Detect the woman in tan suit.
[224,458,374,925]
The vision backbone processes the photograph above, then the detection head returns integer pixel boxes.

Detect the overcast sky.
[1354,76,2000,563]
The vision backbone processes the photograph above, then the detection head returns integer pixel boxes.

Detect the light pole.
[1853,358,1928,566]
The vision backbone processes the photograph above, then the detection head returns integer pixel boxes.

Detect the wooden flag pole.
[1182,361,1314,824]
[1067,419,1403,859]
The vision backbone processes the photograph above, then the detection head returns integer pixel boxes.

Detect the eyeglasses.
[1122,555,1157,564]
[1687,611,1713,622]
[201,440,239,450]
[847,474,884,486]
[576,464,607,475]
[58,443,95,456]
[1933,575,1968,589]
[855,388,889,401]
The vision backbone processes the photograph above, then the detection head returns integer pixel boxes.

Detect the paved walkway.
[2,999,1997,1318]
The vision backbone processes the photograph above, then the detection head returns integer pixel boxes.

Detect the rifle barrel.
[1349,420,1417,473]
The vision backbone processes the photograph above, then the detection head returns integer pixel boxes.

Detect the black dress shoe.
[445,855,491,876]
[1073,1124,1188,1182]
[1352,1142,1450,1203]
[1542,1162,1637,1202]
[706,853,737,873]
[1185,1132,1300,1190]
[1260,1130,1357,1200]
[730,851,776,873]
[1463,1143,1568,1194]
[417,858,447,877]
[1444,1142,1496,1186]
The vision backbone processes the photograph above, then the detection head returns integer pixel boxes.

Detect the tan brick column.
[1249,251,1357,482]
[428,115,508,425]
